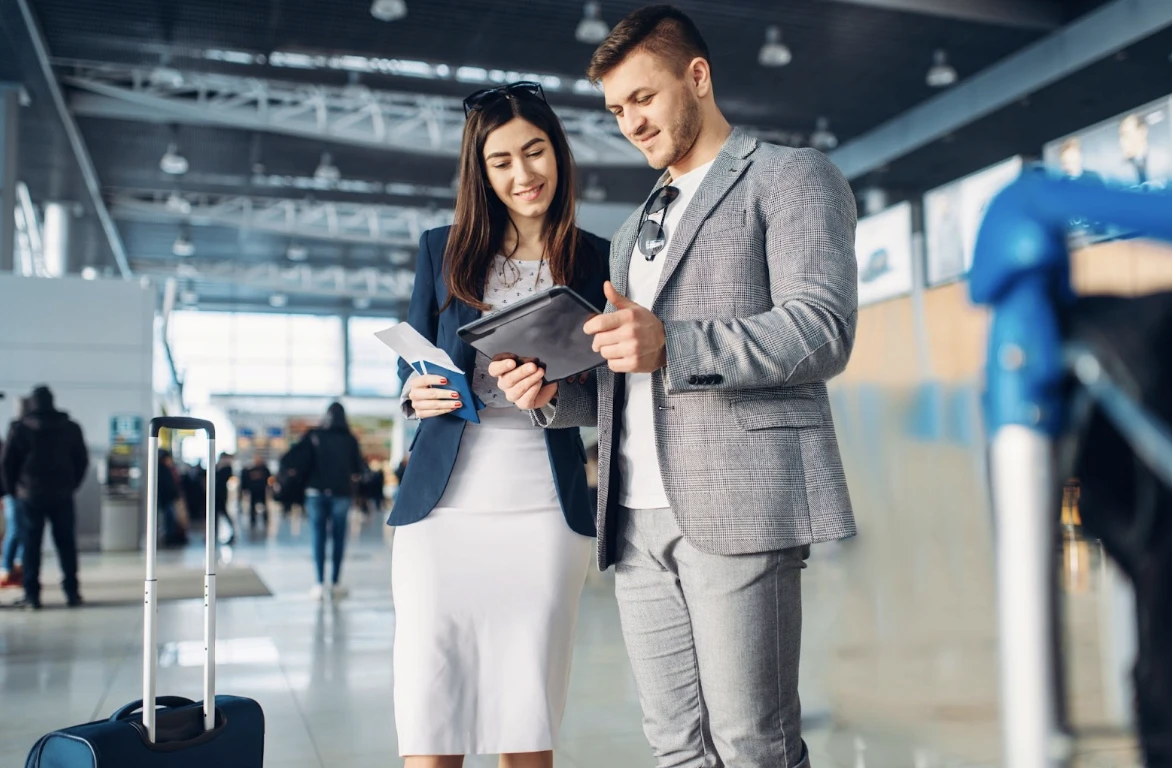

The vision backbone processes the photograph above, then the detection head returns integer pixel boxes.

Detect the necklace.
[496,253,547,290]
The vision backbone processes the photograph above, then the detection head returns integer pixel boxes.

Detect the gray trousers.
[614,507,810,768]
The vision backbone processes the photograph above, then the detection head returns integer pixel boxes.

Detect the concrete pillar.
[0,86,20,273]
[43,201,72,277]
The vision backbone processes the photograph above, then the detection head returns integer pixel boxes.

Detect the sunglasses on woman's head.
[462,81,547,118]
[637,185,680,261]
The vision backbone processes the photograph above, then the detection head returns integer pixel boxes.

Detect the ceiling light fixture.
[81,266,99,280]
[160,143,188,175]
[314,152,341,183]
[172,232,195,258]
[926,49,958,88]
[149,66,185,89]
[371,0,407,22]
[810,117,838,151]
[758,26,792,68]
[287,242,309,261]
[165,192,191,215]
[576,2,610,45]
[269,293,288,308]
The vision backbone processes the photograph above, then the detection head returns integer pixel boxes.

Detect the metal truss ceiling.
[135,259,415,302]
[63,64,648,167]
[109,191,454,247]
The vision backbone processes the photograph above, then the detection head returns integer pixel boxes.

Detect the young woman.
[390,82,608,768]
[298,402,365,600]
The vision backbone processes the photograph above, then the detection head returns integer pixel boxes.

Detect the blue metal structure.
[971,168,1172,767]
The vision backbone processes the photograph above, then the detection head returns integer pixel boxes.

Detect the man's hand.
[487,358,559,410]
[584,281,667,374]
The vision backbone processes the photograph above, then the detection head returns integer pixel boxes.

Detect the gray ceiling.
[5,0,1171,314]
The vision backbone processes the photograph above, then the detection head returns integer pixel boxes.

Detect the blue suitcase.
[26,418,265,767]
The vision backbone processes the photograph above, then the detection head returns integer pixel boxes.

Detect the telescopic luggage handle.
[144,417,218,743]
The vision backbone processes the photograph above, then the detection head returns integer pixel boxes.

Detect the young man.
[492,5,859,767]
[0,386,89,609]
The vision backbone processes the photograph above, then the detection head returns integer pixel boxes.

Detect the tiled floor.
[0,512,1144,767]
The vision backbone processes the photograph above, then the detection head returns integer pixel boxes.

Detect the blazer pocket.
[731,397,825,430]
[700,210,747,235]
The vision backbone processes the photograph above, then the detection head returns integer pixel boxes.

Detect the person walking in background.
[214,452,236,546]
[157,449,188,548]
[295,402,364,601]
[181,460,207,528]
[0,386,90,610]
[243,454,272,532]
[0,397,30,589]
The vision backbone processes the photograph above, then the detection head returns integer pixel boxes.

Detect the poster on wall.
[1042,96,1172,246]
[1043,96,1172,189]
[855,201,914,307]
[924,156,1024,286]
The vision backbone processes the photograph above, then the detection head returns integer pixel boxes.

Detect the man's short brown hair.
[586,5,711,84]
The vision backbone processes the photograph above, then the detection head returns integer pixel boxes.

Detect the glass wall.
[348,315,402,397]
[168,311,345,404]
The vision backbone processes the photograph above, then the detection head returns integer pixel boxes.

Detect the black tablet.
[457,285,605,382]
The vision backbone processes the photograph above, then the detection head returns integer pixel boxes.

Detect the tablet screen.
[457,286,605,381]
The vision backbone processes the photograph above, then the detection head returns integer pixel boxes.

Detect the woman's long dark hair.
[442,94,582,313]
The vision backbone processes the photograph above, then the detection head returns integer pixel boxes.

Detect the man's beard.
[649,97,702,171]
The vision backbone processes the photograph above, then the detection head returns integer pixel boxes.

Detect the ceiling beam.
[828,0,1172,180]
[110,189,638,244]
[822,0,1065,29]
[15,0,133,278]
[109,192,453,247]
[62,65,649,167]
[134,258,416,302]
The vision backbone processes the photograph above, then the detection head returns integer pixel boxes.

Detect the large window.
[348,316,402,397]
[169,311,345,404]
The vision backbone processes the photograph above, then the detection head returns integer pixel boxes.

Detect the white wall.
[0,274,156,452]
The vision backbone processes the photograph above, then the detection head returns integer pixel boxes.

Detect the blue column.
[0,85,20,273]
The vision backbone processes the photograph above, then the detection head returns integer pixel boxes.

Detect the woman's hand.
[407,375,463,419]
[487,359,559,410]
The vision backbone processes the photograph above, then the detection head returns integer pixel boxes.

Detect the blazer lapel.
[609,208,643,300]
[651,129,757,309]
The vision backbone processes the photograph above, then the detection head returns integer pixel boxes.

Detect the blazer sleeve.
[661,149,859,392]
[398,230,442,419]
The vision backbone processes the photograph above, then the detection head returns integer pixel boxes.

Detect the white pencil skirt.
[391,407,593,756]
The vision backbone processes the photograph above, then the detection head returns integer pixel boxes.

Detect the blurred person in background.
[390,80,608,768]
[294,402,364,601]
[214,452,236,545]
[243,453,272,532]
[360,458,385,517]
[1,397,30,589]
[182,460,207,527]
[157,449,188,548]
[492,6,858,767]
[0,386,89,609]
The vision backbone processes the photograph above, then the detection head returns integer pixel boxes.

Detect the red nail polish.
[451,392,459,398]
[440,378,448,385]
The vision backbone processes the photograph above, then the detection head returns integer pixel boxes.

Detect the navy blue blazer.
[389,225,609,537]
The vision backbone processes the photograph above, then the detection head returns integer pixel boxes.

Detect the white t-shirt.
[618,159,715,510]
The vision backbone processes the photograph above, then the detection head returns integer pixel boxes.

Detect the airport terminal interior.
[3,0,1172,766]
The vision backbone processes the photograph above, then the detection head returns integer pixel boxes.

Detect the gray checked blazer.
[536,128,859,570]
